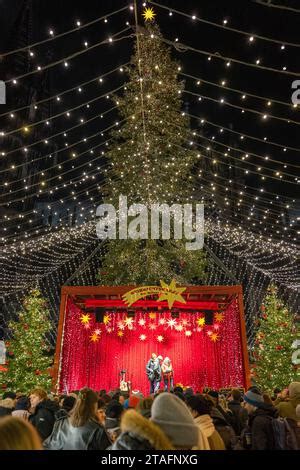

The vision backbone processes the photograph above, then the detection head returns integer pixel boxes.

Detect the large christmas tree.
[3,289,52,392]
[252,285,297,391]
[99,18,206,285]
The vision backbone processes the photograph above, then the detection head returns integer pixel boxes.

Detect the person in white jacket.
[161,357,174,392]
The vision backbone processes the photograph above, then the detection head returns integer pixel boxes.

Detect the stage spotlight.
[95,307,105,323]
[203,310,214,325]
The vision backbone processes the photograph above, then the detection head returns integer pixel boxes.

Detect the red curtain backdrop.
[59,298,245,394]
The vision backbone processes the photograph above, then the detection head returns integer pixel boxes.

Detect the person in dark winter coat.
[55,395,76,420]
[243,390,278,450]
[227,389,248,435]
[12,396,30,421]
[2,391,17,404]
[207,390,236,429]
[105,400,124,439]
[29,388,59,441]
[43,388,110,450]
[209,404,237,449]
[0,398,14,417]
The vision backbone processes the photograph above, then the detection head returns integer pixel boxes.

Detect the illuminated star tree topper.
[142,7,156,22]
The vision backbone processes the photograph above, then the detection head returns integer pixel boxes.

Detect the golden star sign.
[103,314,111,325]
[142,7,156,22]
[117,330,124,337]
[149,312,156,319]
[90,333,99,343]
[197,317,205,327]
[215,312,225,323]
[211,333,220,342]
[158,279,187,309]
[80,313,91,325]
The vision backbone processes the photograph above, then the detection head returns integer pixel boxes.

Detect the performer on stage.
[146,353,162,394]
[161,356,174,392]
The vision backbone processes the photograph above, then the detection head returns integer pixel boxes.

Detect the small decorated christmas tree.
[3,289,53,392]
[252,285,297,391]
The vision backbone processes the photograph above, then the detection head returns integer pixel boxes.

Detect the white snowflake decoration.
[167,318,177,330]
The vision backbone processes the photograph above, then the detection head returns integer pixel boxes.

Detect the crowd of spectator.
[0,382,299,450]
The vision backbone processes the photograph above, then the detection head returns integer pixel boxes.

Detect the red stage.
[54,285,250,394]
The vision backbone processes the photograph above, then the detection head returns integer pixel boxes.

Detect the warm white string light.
[149,1,300,48]
[0,63,128,119]
[180,71,295,109]
[1,153,296,242]
[2,147,294,239]
[0,15,296,246]
[2,83,125,139]
[5,27,133,85]
[169,116,299,174]
[0,101,124,170]
[0,120,125,205]
[183,89,300,127]
[0,5,130,58]
[159,35,300,77]
[188,114,300,155]
[253,0,300,14]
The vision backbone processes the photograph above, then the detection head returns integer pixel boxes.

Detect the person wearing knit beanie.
[243,389,278,450]
[243,390,264,409]
[151,392,199,449]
